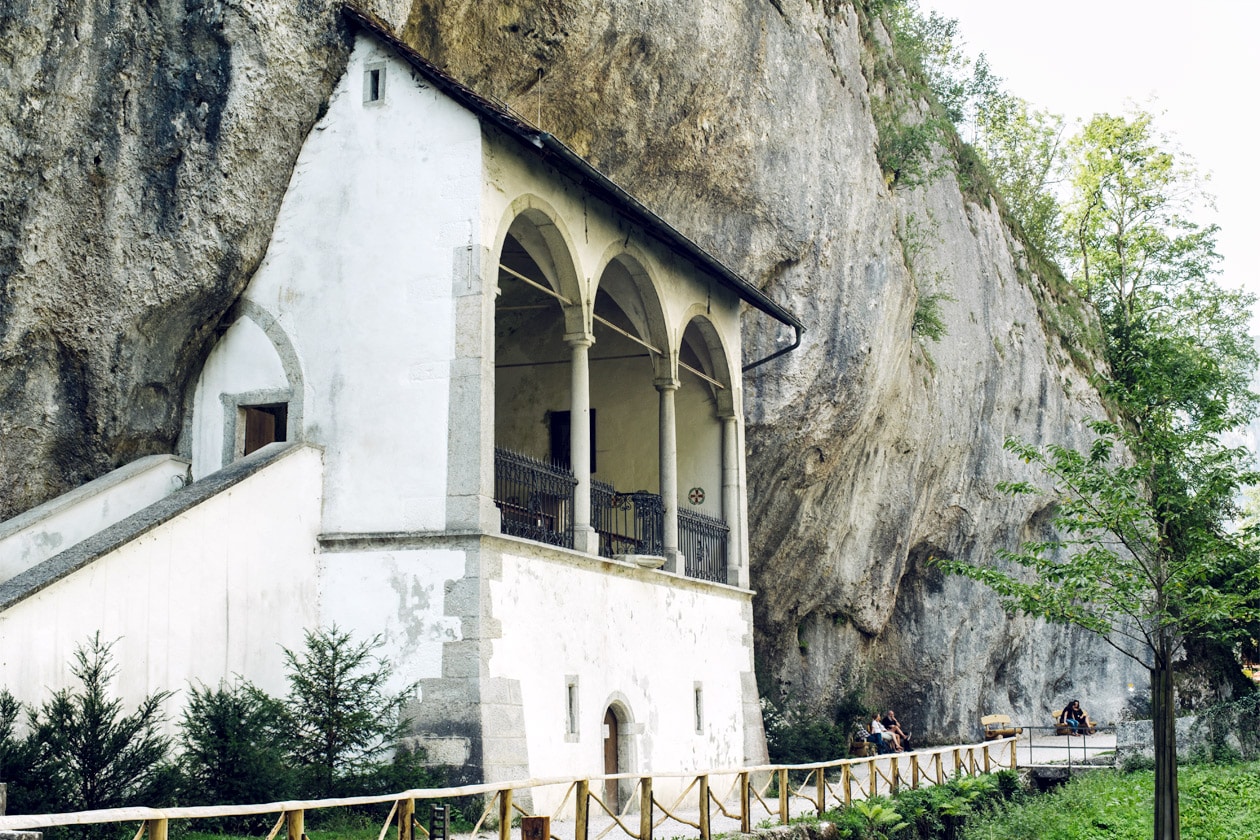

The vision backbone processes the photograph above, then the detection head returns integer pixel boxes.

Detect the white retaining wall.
[0,446,324,719]
[0,455,189,586]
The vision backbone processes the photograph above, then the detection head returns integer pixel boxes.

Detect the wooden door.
[243,404,287,456]
[603,707,619,810]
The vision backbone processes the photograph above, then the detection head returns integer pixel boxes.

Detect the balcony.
[494,447,577,549]
[493,447,729,583]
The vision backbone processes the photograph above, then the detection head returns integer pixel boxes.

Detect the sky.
[919,0,1260,318]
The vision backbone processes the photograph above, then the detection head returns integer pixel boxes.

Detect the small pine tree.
[282,625,417,797]
[178,679,294,826]
[27,633,175,814]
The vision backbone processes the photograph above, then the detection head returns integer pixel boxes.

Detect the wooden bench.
[981,713,1023,740]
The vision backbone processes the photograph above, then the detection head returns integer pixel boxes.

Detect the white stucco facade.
[0,14,801,799]
[0,445,323,715]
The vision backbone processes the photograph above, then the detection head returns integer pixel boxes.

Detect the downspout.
[742,323,803,372]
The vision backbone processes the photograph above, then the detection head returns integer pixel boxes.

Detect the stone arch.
[492,194,587,332]
[179,302,305,477]
[591,244,671,360]
[492,196,589,471]
[677,309,735,417]
[581,247,673,497]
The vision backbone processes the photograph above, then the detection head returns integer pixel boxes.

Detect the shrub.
[761,698,850,764]
[177,679,295,828]
[282,625,418,797]
[13,634,176,832]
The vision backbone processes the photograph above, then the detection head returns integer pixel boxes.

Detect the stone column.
[567,333,598,554]
[656,377,683,572]
[721,413,742,586]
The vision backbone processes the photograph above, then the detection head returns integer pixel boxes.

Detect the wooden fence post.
[499,789,513,840]
[287,810,304,840]
[1010,738,1018,770]
[399,798,415,840]
[147,819,168,840]
[842,765,851,806]
[815,767,825,816]
[699,775,711,840]
[739,771,750,833]
[868,758,877,799]
[911,754,920,789]
[983,743,992,773]
[640,777,654,840]
[522,816,550,840]
[575,780,589,840]
[890,756,899,794]
[778,768,788,824]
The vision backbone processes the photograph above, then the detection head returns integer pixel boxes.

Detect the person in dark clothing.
[881,710,912,750]
[1059,699,1091,735]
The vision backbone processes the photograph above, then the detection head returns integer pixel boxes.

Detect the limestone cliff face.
[0,0,347,517]
[0,0,1140,739]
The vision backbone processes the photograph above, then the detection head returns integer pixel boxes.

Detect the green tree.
[975,94,1067,260]
[178,679,294,826]
[282,625,416,797]
[938,111,1260,840]
[25,634,176,815]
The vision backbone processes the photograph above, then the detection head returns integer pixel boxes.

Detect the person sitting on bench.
[869,714,902,752]
[1058,699,1093,736]
[881,709,912,750]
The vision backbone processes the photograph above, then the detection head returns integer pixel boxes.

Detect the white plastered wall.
[212,36,484,533]
[487,547,754,812]
[190,316,289,478]
[675,370,723,519]
[0,446,323,724]
[316,547,465,699]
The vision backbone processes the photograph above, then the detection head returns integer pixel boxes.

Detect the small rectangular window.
[363,63,386,104]
[565,676,580,741]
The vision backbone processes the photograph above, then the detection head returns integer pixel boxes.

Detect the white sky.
[920,0,1260,317]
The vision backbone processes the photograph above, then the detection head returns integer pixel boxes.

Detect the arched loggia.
[675,314,739,584]
[492,205,589,549]
[585,252,672,559]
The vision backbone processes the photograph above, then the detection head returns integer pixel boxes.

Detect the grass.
[962,761,1260,840]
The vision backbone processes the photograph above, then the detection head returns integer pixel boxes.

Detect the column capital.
[654,376,680,392]
[564,331,595,348]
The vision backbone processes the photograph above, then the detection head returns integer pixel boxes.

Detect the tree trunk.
[1151,663,1180,840]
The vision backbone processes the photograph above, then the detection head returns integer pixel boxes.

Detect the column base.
[662,549,685,574]
[572,525,599,555]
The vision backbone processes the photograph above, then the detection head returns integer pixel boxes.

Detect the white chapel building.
[0,8,802,807]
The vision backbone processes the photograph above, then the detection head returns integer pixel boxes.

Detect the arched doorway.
[603,706,620,810]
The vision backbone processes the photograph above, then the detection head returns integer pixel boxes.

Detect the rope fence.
[0,737,1018,840]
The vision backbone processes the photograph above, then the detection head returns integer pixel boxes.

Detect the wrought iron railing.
[494,447,576,549]
[591,480,663,558]
[679,508,729,583]
[494,452,728,583]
